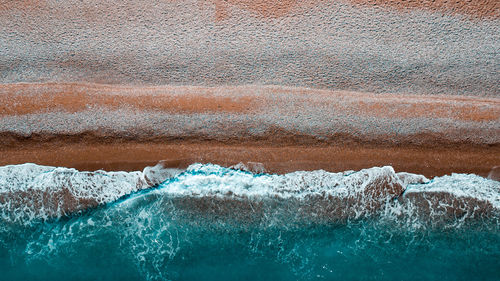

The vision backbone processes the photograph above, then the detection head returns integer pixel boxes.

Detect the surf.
[1,162,499,280]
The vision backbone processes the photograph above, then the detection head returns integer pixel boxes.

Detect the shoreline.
[1,140,498,178]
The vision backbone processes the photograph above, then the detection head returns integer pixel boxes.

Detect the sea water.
[0,163,499,280]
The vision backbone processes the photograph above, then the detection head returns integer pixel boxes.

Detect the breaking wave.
[1,163,499,280]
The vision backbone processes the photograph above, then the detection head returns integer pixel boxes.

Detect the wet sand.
[1,141,498,178]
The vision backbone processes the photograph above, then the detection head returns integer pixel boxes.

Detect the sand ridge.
[1,83,498,121]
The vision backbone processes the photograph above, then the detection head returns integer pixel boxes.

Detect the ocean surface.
[1,163,499,281]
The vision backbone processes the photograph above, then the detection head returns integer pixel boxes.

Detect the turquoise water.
[1,164,499,280]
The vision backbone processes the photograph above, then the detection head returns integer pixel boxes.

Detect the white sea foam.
[0,163,147,199]
[0,163,498,226]
[0,163,154,223]
[404,173,500,209]
[158,163,403,200]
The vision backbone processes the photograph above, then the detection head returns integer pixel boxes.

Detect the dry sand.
[2,1,498,96]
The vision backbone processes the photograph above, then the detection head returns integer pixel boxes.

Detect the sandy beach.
[0,1,498,176]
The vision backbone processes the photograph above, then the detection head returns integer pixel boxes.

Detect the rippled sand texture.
[0,0,498,96]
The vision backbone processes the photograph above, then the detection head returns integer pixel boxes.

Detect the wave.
[0,162,182,224]
[1,162,499,280]
[1,162,498,228]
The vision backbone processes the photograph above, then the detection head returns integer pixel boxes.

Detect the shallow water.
[1,163,499,280]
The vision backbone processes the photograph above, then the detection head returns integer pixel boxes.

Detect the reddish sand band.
[1,83,498,121]
[0,83,255,115]
[2,0,498,19]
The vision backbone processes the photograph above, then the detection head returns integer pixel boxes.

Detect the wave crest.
[0,163,498,227]
[0,162,181,224]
